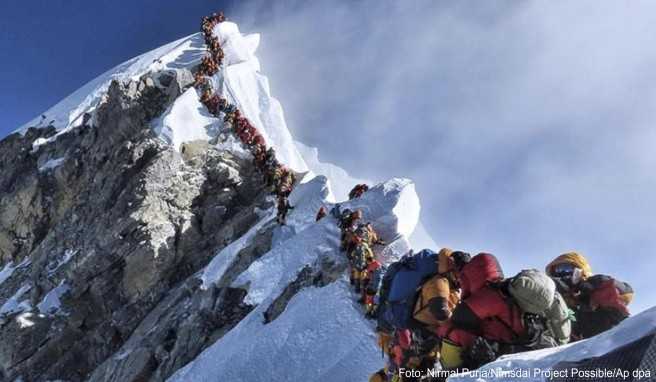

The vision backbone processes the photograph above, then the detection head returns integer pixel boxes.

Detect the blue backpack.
[377,249,439,330]
[367,264,387,295]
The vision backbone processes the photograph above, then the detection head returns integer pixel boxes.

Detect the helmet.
[546,252,592,280]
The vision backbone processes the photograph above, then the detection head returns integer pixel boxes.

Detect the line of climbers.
[318,186,633,382]
[197,12,635,381]
[366,250,633,381]
[195,12,296,225]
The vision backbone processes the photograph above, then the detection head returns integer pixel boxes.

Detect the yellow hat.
[437,248,454,274]
[546,252,593,279]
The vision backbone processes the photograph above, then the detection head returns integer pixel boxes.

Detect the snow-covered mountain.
[0,20,418,381]
[1,18,653,382]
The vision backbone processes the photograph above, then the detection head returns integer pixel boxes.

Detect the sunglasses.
[551,263,583,284]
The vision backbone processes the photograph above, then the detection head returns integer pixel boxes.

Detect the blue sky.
[2,1,654,313]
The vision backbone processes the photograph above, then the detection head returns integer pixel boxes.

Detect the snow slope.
[171,177,418,382]
[12,16,656,382]
[14,18,429,382]
[449,306,656,382]
[16,33,206,137]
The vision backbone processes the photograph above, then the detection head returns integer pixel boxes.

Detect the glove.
[465,337,500,368]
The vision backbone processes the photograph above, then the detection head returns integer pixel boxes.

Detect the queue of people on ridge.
[196,12,296,225]
[197,12,634,381]
[320,184,633,382]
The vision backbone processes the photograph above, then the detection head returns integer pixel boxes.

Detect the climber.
[373,249,470,377]
[202,92,222,115]
[199,89,220,115]
[545,252,633,340]
[315,206,327,222]
[274,167,296,198]
[361,254,384,317]
[223,106,239,126]
[276,195,293,225]
[349,241,374,294]
[373,328,419,382]
[545,252,593,309]
[574,274,633,339]
[349,183,370,200]
[353,222,386,248]
[337,209,363,251]
[193,70,209,89]
[262,148,279,181]
[440,255,571,370]
[200,55,218,76]
[411,250,469,332]
[251,142,268,168]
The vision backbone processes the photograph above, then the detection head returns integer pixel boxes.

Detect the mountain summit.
[0,17,419,381]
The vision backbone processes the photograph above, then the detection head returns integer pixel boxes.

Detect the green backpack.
[508,269,572,345]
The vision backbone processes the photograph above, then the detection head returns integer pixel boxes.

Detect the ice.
[213,22,260,66]
[448,306,656,381]
[211,24,308,172]
[38,157,66,172]
[37,281,70,315]
[169,281,384,382]
[7,18,447,381]
[0,262,18,286]
[295,141,437,250]
[168,178,419,381]
[151,88,220,151]
[200,207,275,290]
[0,258,30,286]
[16,312,37,329]
[0,284,32,316]
[16,33,207,136]
[47,249,77,275]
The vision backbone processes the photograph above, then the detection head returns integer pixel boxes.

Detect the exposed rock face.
[0,69,274,381]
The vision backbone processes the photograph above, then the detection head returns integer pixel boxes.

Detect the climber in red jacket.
[438,253,520,369]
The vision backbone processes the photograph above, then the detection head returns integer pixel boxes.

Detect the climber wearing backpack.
[275,167,296,198]
[200,55,218,76]
[200,89,222,115]
[349,241,374,294]
[574,274,633,339]
[349,183,370,200]
[545,252,592,309]
[440,256,571,370]
[354,222,386,248]
[362,255,385,318]
[193,71,209,89]
[371,249,469,379]
[276,195,293,225]
[338,209,362,252]
[545,252,632,340]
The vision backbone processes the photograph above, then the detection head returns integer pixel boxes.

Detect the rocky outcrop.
[0,68,274,381]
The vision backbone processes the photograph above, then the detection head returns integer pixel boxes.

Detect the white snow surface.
[16,33,206,136]
[449,306,656,382]
[171,177,419,382]
[37,281,70,315]
[38,157,66,172]
[151,88,219,151]
[13,19,444,382]
[0,258,30,286]
[213,23,308,172]
[0,284,32,316]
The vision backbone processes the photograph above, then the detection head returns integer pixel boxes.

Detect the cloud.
[233,1,656,312]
